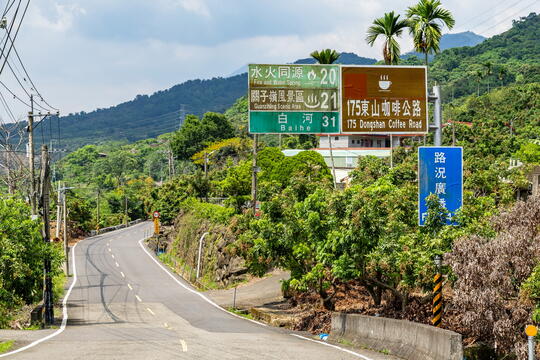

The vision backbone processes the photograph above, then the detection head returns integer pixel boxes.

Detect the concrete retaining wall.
[331,313,463,360]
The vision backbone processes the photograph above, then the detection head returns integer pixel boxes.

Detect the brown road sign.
[341,66,428,134]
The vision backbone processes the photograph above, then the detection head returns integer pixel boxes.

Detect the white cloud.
[27,3,85,32]
[175,0,210,17]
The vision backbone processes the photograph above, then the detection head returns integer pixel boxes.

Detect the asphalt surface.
[7,222,397,360]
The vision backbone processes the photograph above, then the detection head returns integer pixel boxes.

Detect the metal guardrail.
[89,218,144,237]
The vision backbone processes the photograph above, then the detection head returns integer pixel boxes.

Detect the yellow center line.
[180,339,187,352]
[127,284,133,290]
[135,295,142,302]
[146,307,155,316]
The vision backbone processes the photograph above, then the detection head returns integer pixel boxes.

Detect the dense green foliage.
[0,196,63,326]
[171,112,235,160]
[431,13,540,99]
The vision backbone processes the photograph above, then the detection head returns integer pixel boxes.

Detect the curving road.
[8,222,395,360]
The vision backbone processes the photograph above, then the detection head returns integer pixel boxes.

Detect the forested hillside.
[431,13,539,100]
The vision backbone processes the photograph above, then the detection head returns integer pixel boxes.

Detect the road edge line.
[138,237,268,327]
[289,334,374,360]
[0,242,79,358]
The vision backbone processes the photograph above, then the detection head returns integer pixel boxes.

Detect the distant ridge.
[402,31,485,60]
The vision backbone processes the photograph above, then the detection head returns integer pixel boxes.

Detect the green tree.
[310,49,340,64]
[407,0,455,66]
[366,11,409,65]
[171,112,235,160]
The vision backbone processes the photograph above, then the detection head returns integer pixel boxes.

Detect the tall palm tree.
[366,11,409,65]
[498,66,508,87]
[310,49,340,64]
[407,0,455,67]
[482,62,493,92]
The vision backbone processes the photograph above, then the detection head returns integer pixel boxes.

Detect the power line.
[456,0,528,32]
[475,0,540,36]
[6,31,58,111]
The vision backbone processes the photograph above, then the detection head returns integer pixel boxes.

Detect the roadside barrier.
[89,218,144,236]
[331,313,463,360]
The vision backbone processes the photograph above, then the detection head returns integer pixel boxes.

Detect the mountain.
[293,52,377,65]
[429,12,540,100]
[29,13,538,151]
[402,31,485,60]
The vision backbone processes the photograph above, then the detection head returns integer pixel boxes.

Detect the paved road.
[8,222,396,360]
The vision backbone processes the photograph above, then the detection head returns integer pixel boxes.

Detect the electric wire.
[0,0,29,77]
[475,0,540,36]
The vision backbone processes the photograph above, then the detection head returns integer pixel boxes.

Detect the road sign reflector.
[526,325,537,337]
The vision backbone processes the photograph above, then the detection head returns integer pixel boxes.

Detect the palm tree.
[407,0,455,67]
[498,66,508,87]
[366,11,409,65]
[482,62,493,92]
[310,49,340,64]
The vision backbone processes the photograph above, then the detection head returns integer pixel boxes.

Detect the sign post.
[153,211,160,235]
[418,146,463,225]
[341,65,428,134]
[249,64,340,134]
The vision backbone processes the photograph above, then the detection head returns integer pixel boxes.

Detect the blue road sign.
[418,146,463,226]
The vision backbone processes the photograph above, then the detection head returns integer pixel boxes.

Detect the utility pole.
[251,135,259,215]
[55,181,62,239]
[28,94,36,214]
[96,188,100,231]
[39,144,54,325]
[62,187,69,276]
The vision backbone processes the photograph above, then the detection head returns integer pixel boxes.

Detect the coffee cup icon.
[379,75,391,90]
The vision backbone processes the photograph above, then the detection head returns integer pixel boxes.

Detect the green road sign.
[249,111,339,133]
[249,64,340,134]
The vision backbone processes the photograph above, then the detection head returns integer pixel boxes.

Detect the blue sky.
[4,0,539,117]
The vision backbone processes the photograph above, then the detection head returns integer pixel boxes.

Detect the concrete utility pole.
[62,187,69,276]
[55,182,62,239]
[251,135,258,215]
[39,144,54,325]
[28,99,36,215]
[96,188,100,231]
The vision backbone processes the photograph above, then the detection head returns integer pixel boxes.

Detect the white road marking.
[120,271,125,278]
[290,334,374,360]
[108,248,111,252]
[146,307,155,316]
[164,322,169,328]
[111,254,115,259]
[127,284,133,290]
[115,261,119,267]
[138,238,267,327]
[180,339,188,352]
[0,242,80,358]
[135,295,142,302]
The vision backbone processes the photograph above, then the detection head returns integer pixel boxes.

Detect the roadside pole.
[251,135,258,215]
[432,254,443,327]
[62,187,69,277]
[55,181,62,238]
[28,109,36,215]
[40,144,54,325]
[328,135,337,189]
[526,325,537,360]
[429,85,442,146]
[196,232,210,279]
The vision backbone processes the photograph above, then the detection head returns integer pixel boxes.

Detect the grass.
[53,272,67,303]
[338,338,354,347]
[227,307,254,320]
[0,340,14,354]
